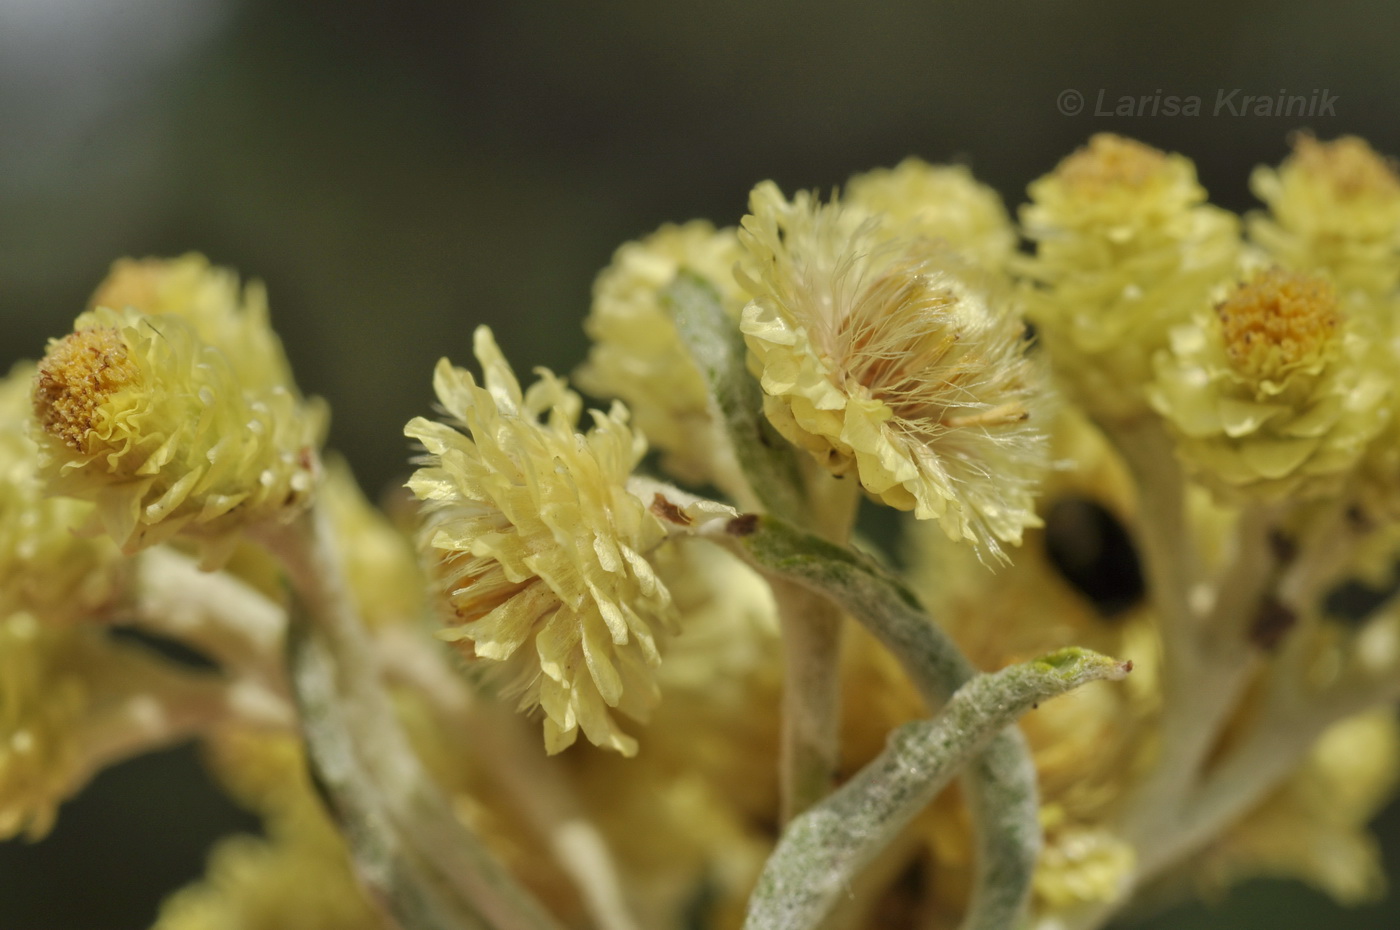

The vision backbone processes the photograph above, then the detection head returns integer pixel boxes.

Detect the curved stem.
[743,649,1129,930]
[710,514,1050,930]
[666,270,806,520]
[1106,427,1275,865]
[1109,421,1197,637]
[1116,506,1274,850]
[667,271,862,821]
[63,648,291,823]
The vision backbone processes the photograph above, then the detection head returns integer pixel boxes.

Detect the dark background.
[1,0,1398,927]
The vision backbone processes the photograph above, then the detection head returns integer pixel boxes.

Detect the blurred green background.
[2,0,1399,926]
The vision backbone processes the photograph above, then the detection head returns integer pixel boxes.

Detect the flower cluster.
[7,134,1400,930]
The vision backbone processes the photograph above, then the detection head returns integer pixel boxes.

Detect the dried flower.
[738,181,1049,558]
[407,327,675,755]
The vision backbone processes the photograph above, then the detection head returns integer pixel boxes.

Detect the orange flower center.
[1215,270,1339,381]
[33,328,141,453]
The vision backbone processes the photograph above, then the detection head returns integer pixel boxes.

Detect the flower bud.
[1149,270,1388,501]
[1021,134,1241,424]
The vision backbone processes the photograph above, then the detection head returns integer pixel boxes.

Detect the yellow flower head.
[575,221,745,486]
[845,158,1018,271]
[1149,269,1389,501]
[1249,134,1400,298]
[1,363,123,624]
[738,181,1050,558]
[406,327,675,756]
[1020,134,1241,424]
[31,307,324,565]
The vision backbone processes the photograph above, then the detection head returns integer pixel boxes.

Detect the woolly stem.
[375,626,644,930]
[744,649,1130,930]
[708,513,1052,930]
[127,546,286,685]
[771,579,845,821]
[669,271,860,820]
[264,507,564,930]
[665,270,805,519]
[70,649,290,802]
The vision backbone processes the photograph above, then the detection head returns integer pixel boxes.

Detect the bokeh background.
[2,0,1400,926]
